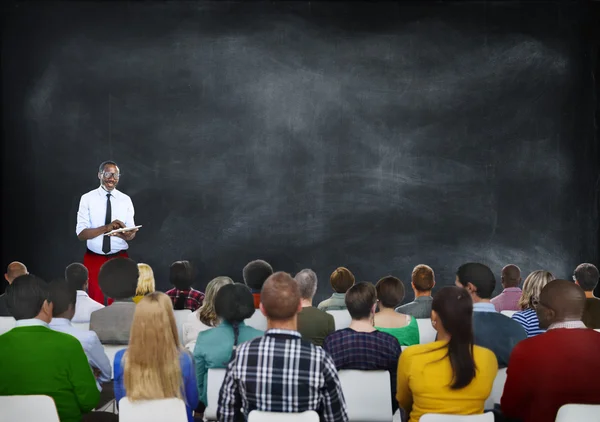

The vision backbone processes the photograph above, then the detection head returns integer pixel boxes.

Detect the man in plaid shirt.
[217,272,348,422]
[165,260,205,311]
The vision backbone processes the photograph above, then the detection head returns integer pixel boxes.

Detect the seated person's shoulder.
[473,344,499,364]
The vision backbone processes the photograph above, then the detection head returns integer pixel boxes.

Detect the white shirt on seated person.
[72,290,104,323]
[182,310,214,351]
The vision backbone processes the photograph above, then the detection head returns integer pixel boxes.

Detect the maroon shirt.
[165,288,205,312]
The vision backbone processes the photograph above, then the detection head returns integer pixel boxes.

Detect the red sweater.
[501,328,600,422]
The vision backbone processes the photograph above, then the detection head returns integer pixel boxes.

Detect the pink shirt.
[491,287,522,312]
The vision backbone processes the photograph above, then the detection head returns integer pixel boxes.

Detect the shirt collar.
[98,185,118,198]
[415,296,433,302]
[473,302,497,313]
[502,287,522,292]
[15,318,49,328]
[331,292,346,299]
[548,320,587,330]
[265,328,302,338]
[77,290,89,298]
[49,318,72,327]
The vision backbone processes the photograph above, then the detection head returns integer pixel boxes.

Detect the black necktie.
[102,193,111,254]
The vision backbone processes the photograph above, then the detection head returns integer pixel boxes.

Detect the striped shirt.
[217,329,348,422]
[512,308,545,337]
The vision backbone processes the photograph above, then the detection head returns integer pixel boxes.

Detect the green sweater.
[0,325,100,422]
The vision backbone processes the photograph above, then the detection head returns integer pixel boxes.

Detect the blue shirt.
[114,349,199,422]
[512,308,546,337]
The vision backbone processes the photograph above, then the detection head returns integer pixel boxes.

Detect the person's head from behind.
[501,264,521,289]
[455,263,495,302]
[98,160,120,192]
[573,263,599,293]
[5,261,28,284]
[136,263,156,297]
[535,279,586,330]
[242,259,273,291]
[330,267,355,294]
[48,279,77,320]
[170,260,194,310]
[198,276,234,327]
[376,276,405,309]
[411,264,435,295]
[98,257,139,300]
[345,282,377,322]
[260,272,302,324]
[431,286,475,389]
[6,274,53,323]
[294,269,318,303]
[65,262,89,292]
[125,292,181,400]
[518,270,555,310]
[214,283,255,350]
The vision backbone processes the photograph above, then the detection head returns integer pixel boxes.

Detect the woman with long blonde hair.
[512,270,555,337]
[132,263,156,304]
[113,292,198,422]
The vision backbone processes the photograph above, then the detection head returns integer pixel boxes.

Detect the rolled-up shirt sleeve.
[76,195,91,236]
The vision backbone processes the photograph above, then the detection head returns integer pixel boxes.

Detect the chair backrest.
[118,397,187,422]
[326,310,352,330]
[103,344,127,379]
[72,322,90,331]
[484,368,507,409]
[416,319,437,344]
[0,316,16,335]
[500,311,516,318]
[204,368,227,420]
[173,309,192,344]
[555,404,600,422]
[420,412,495,421]
[246,309,268,331]
[248,410,320,422]
[338,370,392,421]
[0,395,60,422]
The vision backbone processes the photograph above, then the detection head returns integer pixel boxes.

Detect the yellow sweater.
[396,341,497,422]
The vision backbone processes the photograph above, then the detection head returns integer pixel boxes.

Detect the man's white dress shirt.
[72,290,105,323]
[76,186,135,255]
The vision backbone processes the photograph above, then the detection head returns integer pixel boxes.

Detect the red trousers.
[83,249,129,306]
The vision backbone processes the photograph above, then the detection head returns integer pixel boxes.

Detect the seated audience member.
[455,263,526,367]
[396,286,497,422]
[323,282,401,413]
[194,284,263,407]
[243,259,273,308]
[511,270,555,337]
[182,276,234,348]
[218,272,348,422]
[501,280,600,422]
[491,264,522,312]
[132,263,155,304]
[0,261,28,316]
[65,262,104,323]
[318,267,355,311]
[395,264,435,319]
[295,269,335,346]
[166,260,205,311]
[49,279,111,387]
[573,263,600,328]
[114,292,198,422]
[0,275,100,422]
[90,257,139,344]
[375,276,419,346]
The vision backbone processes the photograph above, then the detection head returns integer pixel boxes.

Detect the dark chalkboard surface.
[2,1,597,303]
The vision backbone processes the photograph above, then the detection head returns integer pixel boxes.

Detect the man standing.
[395,264,435,318]
[0,261,28,316]
[573,263,600,328]
[491,264,522,312]
[76,161,137,305]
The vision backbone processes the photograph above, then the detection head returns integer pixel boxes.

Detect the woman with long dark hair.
[396,286,497,422]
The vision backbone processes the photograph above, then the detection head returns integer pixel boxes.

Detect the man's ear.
[466,282,477,294]
[371,302,377,314]
[259,302,267,317]
[4,274,8,283]
[432,280,436,288]
[575,280,581,287]
[296,300,303,314]
[42,300,54,321]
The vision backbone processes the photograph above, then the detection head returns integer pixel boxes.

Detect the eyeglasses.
[101,172,120,179]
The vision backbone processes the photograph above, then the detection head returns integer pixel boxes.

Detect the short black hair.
[456,263,496,299]
[375,276,405,308]
[574,263,599,291]
[170,260,194,290]
[48,279,76,317]
[214,283,255,323]
[243,260,273,290]
[98,257,139,299]
[345,282,377,320]
[6,274,50,320]
[65,263,88,291]
[98,160,118,172]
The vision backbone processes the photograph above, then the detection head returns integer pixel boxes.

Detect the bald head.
[536,279,586,329]
[5,262,28,284]
[260,271,301,321]
[501,265,521,288]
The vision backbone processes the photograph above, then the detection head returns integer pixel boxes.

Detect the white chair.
[595,329,600,333]
[555,404,600,422]
[173,309,191,344]
[118,397,187,422]
[72,322,90,331]
[0,395,59,422]
[246,309,268,331]
[501,311,516,318]
[103,344,127,379]
[248,410,319,422]
[204,368,227,421]
[420,413,494,421]
[0,316,16,335]
[416,319,437,344]
[327,310,352,330]
[484,368,507,409]
[338,370,392,421]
